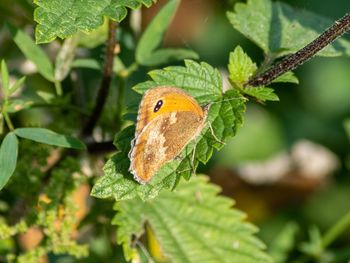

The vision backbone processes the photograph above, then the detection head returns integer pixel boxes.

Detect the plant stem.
[3,111,14,131]
[245,12,350,87]
[54,80,63,96]
[81,19,118,137]
[115,76,126,132]
[322,210,350,249]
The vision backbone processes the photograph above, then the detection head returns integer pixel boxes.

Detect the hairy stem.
[245,12,350,87]
[82,20,118,137]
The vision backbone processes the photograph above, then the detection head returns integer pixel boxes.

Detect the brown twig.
[245,12,350,87]
[81,20,118,137]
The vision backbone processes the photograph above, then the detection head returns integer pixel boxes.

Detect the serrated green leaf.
[14,128,86,150]
[113,176,272,263]
[272,71,299,84]
[92,60,246,201]
[269,222,299,263]
[134,60,224,104]
[227,0,350,57]
[77,18,108,48]
[228,46,257,88]
[34,0,156,44]
[7,24,55,81]
[243,87,279,102]
[136,0,179,63]
[1,60,9,98]
[0,132,18,191]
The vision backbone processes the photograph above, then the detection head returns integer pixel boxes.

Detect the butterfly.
[128,86,207,184]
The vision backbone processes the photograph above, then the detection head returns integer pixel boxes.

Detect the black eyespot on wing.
[153,100,163,112]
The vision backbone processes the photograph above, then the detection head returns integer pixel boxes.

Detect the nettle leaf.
[14,128,86,150]
[228,45,257,88]
[0,132,18,191]
[227,0,350,57]
[227,46,279,102]
[34,0,156,44]
[113,176,272,263]
[272,71,299,84]
[136,0,198,66]
[134,60,224,103]
[91,60,246,201]
[243,87,279,102]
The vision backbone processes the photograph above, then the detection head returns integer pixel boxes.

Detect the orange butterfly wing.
[129,87,206,183]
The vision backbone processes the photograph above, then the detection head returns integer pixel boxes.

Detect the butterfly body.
[129,87,206,184]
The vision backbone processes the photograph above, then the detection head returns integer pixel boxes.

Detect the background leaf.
[113,176,272,263]
[227,0,350,57]
[9,76,26,96]
[268,222,299,263]
[34,0,156,43]
[0,132,18,190]
[135,0,198,66]
[92,60,246,201]
[7,24,55,81]
[14,128,86,150]
[1,60,10,97]
[228,45,257,88]
[139,48,199,66]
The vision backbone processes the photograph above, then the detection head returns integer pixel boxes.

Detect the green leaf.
[14,128,86,150]
[140,48,199,66]
[113,176,272,263]
[344,119,350,141]
[136,0,198,66]
[92,60,246,201]
[9,76,26,96]
[55,36,79,81]
[34,0,156,44]
[228,46,257,88]
[133,60,224,104]
[269,222,299,263]
[72,58,102,70]
[7,24,54,81]
[299,226,323,257]
[0,132,18,191]
[243,87,279,102]
[7,99,33,113]
[1,60,10,98]
[227,0,350,57]
[136,0,179,64]
[272,71,299,84]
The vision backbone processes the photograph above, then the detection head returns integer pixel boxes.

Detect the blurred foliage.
[0,0,350,262]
